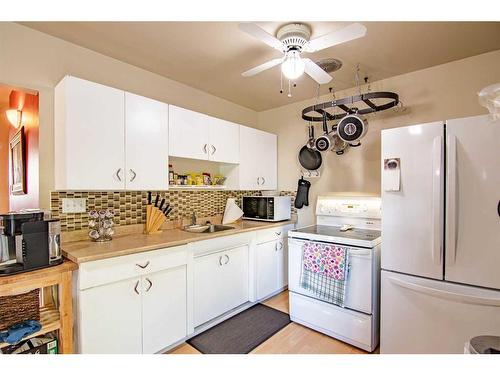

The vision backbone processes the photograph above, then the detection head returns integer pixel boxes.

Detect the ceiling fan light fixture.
[281,50,305,80]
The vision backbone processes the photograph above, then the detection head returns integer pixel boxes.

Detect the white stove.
[288,195,382,352]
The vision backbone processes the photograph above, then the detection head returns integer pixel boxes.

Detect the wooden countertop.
[62,220,295,264]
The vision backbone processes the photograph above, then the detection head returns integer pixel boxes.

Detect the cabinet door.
[258,131,278,190]
[142,266,187,353]
[239,126,277,190]
[208,117,239,163]
[194,245,249,326]
[277,238,288,290]
[55,76,125,190]
[78,278,142,354]
[256,240,279,300]
[125,92,169,190]
[168,105,210,160]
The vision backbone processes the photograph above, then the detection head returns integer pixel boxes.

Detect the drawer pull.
[134,280,140,295]
[224,254,230,264]
[145,278,153,292]
[219,256,223,266]
[275,232,282,236]
[278,241,284,250]
[136,261,150,269]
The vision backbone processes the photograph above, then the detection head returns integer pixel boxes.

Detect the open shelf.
[0,306,60,349]
[169,185,228,190]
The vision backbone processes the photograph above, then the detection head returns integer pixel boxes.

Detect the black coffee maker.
[0,211,63,276]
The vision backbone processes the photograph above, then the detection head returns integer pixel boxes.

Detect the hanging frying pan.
[299,125,322,170]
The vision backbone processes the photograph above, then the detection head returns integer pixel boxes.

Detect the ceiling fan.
[239,22,367,84]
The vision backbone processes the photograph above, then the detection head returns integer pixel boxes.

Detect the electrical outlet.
[62,198,87,214]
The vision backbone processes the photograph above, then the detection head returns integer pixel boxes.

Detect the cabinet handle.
[257,177,261,185]
[211,145,216,155]
[129,169,137,182]
[224,254,230,264]
[219,256,223,266]
[278,241,284,250]
[115,168,122,181]
[145,278,153,292]
[275,232,282,236]
[136,261,150,269]
[261,176,266,185]
[203,144,208,154]
[134,280,140,295]
[275,242,278,252]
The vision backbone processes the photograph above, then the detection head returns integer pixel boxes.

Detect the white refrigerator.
[380,114,500,353]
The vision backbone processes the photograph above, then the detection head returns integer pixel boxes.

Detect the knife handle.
[165,207,172,216]
[159,198,166,210]
[163,204,170,214]
[154,194,159,207]
[147,191,152,205]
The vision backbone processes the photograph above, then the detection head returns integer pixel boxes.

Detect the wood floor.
[169,290,373,354]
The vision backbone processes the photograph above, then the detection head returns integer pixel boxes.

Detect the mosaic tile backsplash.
[50,190,297,232]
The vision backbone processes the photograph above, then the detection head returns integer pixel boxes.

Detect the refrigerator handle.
[446,134,458,266]
[389,277,500,307]
[431,136,443,266]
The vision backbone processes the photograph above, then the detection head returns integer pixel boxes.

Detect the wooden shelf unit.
[0,260,78,353]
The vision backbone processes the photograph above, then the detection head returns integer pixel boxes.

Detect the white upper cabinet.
[239,125,278,190]
[55,76,169,191]
[169,105,240,164]
[55,76,126,190]
[208,117,239,163]
[125,92,169,190]
[169,105,210,161]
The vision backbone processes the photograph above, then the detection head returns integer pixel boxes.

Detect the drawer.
[78,245,188,290]
[256,224,295,244]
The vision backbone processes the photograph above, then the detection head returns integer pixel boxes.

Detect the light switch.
[62,198,87,213]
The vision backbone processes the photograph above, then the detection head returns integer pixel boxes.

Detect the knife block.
[145,204,167,234]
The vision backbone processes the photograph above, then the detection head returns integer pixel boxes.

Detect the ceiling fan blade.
[304,23,367,52]
[242,58,283,77]
[303,58,333,84]
[238,23,284,52]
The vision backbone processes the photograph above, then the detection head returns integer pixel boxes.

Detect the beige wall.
[257,50,500,226]
[0,22,258,209]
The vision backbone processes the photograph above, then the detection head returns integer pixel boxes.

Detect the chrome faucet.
[191,212,197,226]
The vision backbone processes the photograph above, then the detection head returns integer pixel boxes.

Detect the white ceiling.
[20,21,500,111]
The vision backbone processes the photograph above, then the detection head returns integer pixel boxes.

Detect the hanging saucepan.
[337,114,367,146]
[298,125,322,170]
[315,112,333,152]
[331,133,349,155]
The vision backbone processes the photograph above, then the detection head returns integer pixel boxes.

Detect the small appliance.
[242,196,291,222]
[288,195,382,352]
[0,211,63,276]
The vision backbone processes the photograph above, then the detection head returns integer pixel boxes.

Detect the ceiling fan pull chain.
[288,79,292,98]
[355,63,362,96]
[279,69,283,94]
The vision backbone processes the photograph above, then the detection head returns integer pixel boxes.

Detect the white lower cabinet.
[76,246,188,354]
[78,277,143,354]
[194,245,249,327]
[141,266,187,354]
[255,227,291,300]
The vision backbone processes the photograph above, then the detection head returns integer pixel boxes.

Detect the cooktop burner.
[289,225,381,247]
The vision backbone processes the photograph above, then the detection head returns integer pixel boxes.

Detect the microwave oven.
[242,196,291,222]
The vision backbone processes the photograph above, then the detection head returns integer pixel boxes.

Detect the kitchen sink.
[183,224,235,233]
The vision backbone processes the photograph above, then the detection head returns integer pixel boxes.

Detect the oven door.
[242,197,270,220]
[288,238,374,314]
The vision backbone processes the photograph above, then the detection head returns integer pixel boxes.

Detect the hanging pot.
[299,125,322,170]
[314,112,332,152]
[337,114,367,145]
[331,133,349,155]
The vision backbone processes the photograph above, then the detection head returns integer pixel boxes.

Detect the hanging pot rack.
[301,91,399,122]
